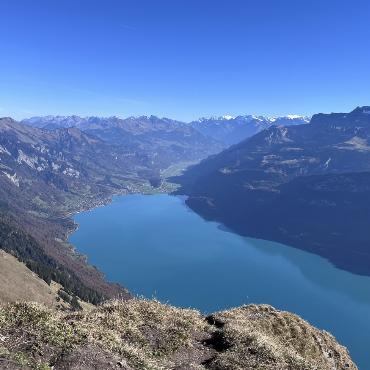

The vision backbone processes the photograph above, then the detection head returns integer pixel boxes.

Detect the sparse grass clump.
[1,302,85,348]
[0,302,86,369]
[76,298,208,368]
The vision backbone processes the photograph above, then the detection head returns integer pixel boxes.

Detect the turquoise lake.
[70,194,370,369]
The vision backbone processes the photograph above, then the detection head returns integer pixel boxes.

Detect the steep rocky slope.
[0,299,357,370]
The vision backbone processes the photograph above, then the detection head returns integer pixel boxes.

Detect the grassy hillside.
[0,250,59,307]
[0,250,93,312]
[0,298,356,370]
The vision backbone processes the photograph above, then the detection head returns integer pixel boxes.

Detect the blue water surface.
[70,194,370,369]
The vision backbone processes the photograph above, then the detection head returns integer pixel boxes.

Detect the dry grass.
[206,304,356,370]
[0,251,57,307]
[0,300,358,370]
[74,298,208,369]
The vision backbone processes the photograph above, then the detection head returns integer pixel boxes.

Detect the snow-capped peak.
[221,115,235,121]
[286,114,305,120]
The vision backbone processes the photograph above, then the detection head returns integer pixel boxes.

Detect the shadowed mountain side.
[174,107,370,276]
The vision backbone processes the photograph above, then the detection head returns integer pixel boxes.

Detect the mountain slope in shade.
[176,107,370,275]
[190,114,310,145]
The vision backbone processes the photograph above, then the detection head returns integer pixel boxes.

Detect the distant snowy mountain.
[23,114,310,148]
[191,115,310,146]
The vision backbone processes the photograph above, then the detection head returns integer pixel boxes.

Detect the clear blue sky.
[1,0,369,121]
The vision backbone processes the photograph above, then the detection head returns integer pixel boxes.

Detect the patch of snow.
[324,158,331,168]
[221,115,235,120]
[280,159,300,165]
[17,150,38,169]
[281,147,304,152]
[33,145,49,154]
[2,171,20,187]
[0,145,10,155]
[219,167,233,174]
[250,115,266,122]
[286,115,303,119]
[51,162,61,171]
[63,167,80,178]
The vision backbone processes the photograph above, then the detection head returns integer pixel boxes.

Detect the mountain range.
[190,114,310,145]
[175,107,370,275]
[21,115,223,178]
[22,113,310,147]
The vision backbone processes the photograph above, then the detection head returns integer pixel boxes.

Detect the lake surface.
[70,194,370,369]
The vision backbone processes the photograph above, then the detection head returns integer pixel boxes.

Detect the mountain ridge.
[22,113,311,147]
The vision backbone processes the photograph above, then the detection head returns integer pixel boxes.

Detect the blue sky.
[1,0,370,121]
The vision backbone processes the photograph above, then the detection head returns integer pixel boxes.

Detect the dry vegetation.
[205,304,356,370]
[0,299,357,370]
[0,251,58,307]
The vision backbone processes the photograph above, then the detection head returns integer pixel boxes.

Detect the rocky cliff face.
[0,299,357,370]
